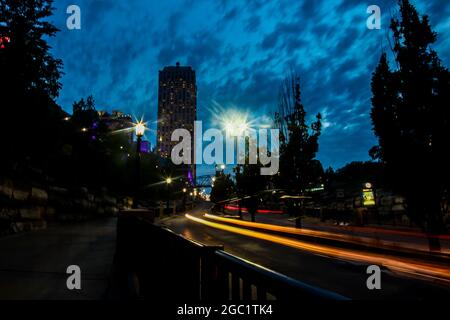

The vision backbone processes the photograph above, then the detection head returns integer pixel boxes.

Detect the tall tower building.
[157,62,196,182]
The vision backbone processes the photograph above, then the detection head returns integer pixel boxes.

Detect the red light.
[0,35,10,49]
[224,205,284,214]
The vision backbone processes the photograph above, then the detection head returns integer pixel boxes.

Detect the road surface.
[159,204,450,300]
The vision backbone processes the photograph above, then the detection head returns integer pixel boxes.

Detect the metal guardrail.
[115,213,349,301]
[212,250,348,300]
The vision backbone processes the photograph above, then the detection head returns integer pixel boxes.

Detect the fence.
[115,213,348,301]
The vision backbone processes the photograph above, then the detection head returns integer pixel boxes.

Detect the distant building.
[98,110,134,143]
[156,62,196,182]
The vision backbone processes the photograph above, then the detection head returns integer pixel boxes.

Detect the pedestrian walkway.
[0,218,117,299]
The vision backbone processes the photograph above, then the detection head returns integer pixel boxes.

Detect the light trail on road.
[185,214,450,283]
[203,213,450,255]
[224,205,284,214]
[222,207,450,241]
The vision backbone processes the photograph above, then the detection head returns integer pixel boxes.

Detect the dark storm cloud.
[49,0,450,169]
[244,15,261,32]
[262,24,301,51]
[222,7,239,22]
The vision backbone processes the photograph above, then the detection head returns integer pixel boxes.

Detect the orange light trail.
[185,214,450,283]
[203,213,450,255]
[223,207,450,241]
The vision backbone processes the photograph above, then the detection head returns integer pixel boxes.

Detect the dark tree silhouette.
[370,0,450,247]
[275,74,323,194]
[0,0,63,173]
[210,171,234,210]
[234,163,264,222]
[234,137,267,222]
[326,161,385,189]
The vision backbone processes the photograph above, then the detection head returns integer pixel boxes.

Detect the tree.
[210,171,234,211]
[275,73,323,193]
[327,161,385,189]
[370,0,450,247]
[233,137,267,222]
[234,163,264,222]
[0,0,63,172]
[71,95,99,130]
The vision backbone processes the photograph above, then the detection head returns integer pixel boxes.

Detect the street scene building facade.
[156,62,197,181]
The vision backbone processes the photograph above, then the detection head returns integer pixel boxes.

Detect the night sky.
[48,0,450,173]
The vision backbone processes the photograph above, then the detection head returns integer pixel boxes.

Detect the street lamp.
[222,111,249,136]
[133,119,146,208]
[215,164,226,173]
[166,177,172,211]
[182,188,187,210]
[135,120,145,152]
[135,121,146,136]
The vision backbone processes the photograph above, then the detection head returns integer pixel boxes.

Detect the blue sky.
[48,0,450,173]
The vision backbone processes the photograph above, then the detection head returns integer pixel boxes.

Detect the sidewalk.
[0,218,117,299]
[231,211,450,256]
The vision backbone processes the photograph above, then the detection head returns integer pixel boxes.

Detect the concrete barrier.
[30,187,48,205]
[0,180,120,235]
[19,206,45,220]
[12,188,30,202]
[0,179,13,198]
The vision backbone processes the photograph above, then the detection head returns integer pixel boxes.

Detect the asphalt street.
[160,204,450,300]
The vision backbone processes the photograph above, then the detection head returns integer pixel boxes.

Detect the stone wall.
[0,178,120,236]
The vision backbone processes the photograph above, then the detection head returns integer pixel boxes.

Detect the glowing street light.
[182,187,188,210]
[165,177,172,211]
[216,164,226,173]
[132,117,147,155]
[133,117,147,208]
[134,121,146,137]
[133,118,147,160]
[221,111,250,136]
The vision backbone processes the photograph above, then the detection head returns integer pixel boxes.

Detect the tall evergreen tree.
[370,0,450,244]
[276,74,322,194]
